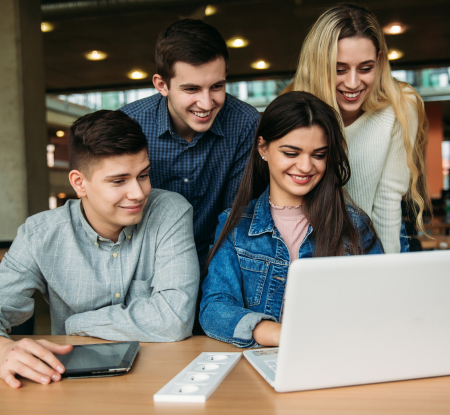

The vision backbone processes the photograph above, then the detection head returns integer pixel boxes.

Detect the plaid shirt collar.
[156,95,225,140]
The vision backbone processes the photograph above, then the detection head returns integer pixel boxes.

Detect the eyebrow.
[179,79,226,88]
[336,60,376,65]
[279,145,328,152]
[104,163,151,179]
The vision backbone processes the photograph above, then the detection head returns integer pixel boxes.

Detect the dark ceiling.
[41,0,450,93]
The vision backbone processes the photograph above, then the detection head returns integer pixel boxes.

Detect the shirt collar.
[156,95,225,139]
[78,201,135,246]
[157,96,172,137]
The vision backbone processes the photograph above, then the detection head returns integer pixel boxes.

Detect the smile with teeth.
[290,174,312,181]
[340,90,363,98]
[192,110,212,118]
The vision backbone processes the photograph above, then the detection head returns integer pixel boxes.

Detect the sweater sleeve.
[371,102,418,253]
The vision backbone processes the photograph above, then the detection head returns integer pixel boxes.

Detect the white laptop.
[244,250,450,392]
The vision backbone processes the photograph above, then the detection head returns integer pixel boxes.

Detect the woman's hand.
[253,321,281,346]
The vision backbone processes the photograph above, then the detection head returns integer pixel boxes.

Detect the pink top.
[270,199,310,322]
[269,200,309,261]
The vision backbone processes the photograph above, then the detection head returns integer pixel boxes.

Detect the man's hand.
[0,337,73,388]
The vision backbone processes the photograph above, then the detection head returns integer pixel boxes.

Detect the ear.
[377,50,381,63]
[257,136,268,159]
[69,170,88,198]
[153,74,169,97]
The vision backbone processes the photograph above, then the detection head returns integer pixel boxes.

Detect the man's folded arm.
[65,202,200,342]
[0,225,47,339]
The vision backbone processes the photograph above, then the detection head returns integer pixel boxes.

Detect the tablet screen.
[58,342,136,372]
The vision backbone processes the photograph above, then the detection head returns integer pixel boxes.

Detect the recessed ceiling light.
[388,49,404,60]
[127,70,148,80]
[383,23,406,35]
[85,50,108,61]
[226,37,249,48]
[251,60,270,70]
[205,5,217,16]
[56,130,65,137]
[41,22,54,33]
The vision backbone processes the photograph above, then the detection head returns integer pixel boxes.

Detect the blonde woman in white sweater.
[289,3,430,253]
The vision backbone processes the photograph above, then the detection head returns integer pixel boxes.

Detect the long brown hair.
[204,92,377,274]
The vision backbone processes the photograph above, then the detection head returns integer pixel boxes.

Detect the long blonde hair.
[291,3,430,233]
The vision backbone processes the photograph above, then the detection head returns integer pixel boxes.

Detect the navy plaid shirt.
[121,93,260,266]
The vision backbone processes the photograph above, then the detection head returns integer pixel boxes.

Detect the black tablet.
[57,341,140,378]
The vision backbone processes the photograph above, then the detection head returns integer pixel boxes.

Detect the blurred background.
[1,0,450,334]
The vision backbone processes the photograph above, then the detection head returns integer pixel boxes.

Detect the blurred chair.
[408,237,423,252]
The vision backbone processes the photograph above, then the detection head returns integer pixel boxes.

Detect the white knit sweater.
[344,103,418,253]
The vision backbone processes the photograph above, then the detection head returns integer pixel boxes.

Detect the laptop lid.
[275,250,450,392]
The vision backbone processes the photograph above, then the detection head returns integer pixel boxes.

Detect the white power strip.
[153,352,242,403]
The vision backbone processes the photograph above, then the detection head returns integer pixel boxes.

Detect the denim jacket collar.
[248,186,276,236]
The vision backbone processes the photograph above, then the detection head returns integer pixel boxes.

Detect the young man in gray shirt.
[0,110,199,388]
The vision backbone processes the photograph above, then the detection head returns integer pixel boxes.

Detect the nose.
[127,179,146,201]
[343,68,360,90]
[296,154,313,174]
[197,89,213,111]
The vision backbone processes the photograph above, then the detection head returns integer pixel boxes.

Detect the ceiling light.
[127,70,148,80]
[56,130,65,137]
[41,22,54,33]
[58,193,67,199]
[251,60,270,70]
[383,23,406,35]
[205,5,217,16]
[388,49,404,60]
[85,50,108,61]
[226,37,249,48]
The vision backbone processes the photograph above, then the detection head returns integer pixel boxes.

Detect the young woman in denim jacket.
[200,92,383,348]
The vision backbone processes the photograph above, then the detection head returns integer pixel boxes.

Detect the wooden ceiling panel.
[41,0,450,92]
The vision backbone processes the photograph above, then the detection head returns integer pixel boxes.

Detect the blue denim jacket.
[200,186,384,348]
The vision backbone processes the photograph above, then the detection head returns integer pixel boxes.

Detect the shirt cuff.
[0,331,11,340]
[65,314,81,336]
[233,312,276,343]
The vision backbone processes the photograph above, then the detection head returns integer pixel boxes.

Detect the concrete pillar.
[0,0,49,241]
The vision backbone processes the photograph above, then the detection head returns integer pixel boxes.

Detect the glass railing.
[47,67,450,115]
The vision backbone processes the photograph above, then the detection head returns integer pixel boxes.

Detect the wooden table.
[412,235,450,250]
[2,335,450,415]
[0,248,7,261]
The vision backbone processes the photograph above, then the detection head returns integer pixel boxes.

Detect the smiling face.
[153,57,227,142]
[72,149,151,242]
[259,126,328,207]
[336,37,378,126]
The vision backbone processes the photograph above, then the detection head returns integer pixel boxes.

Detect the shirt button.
[112,252,118,258]
[94,242,98,246]
[127,235,131,239]
[115,293,121,298]
[99,238,104,241]
[184,178,189,183]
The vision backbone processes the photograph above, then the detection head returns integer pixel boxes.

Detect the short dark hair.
[68,110,147,176]
[155,19,229,85]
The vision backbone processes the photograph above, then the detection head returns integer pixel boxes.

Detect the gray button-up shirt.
[0,189,200,342]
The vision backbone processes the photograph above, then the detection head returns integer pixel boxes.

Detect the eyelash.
[282,152,327,159]
[184,85,223,92]
[112,174,149,185]
[337,67,374,75]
